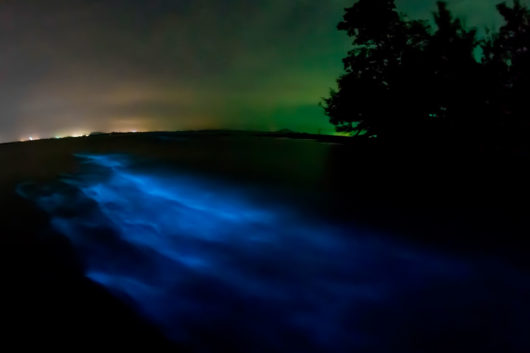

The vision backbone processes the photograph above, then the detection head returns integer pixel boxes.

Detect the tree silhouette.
[322,1,499,150]
[422,2,481,143]
[321,0,430,140]
[484,0,530,151]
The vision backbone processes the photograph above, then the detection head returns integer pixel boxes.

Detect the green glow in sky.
[0,0,526,142]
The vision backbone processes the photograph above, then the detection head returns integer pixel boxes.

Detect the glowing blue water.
[19,154,530,352]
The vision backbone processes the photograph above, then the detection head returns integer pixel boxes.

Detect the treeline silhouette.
[323,0,530,155]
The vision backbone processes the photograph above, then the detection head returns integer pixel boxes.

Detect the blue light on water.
[18,154,530,352]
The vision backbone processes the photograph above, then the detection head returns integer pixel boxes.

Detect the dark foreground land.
[0,131,529,352]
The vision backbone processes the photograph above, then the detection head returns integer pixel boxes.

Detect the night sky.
[0,0,525,143]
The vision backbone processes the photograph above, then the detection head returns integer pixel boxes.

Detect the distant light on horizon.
[13,127,145,144]
[6,127,341,145]
[20,136,39,142]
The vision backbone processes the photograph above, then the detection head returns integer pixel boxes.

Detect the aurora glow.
[1,0,528,143]
[17,154,530,352]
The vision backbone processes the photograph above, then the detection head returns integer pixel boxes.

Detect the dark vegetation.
[319,0,530,270]
[323,0,530,156]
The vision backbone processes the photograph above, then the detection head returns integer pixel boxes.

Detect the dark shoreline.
[0,130,528,351]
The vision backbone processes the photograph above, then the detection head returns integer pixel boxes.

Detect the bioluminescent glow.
[18,154,530,352]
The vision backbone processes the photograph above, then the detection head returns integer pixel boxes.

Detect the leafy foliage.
[324,0,530,152]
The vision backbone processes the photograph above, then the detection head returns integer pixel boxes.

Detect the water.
[18,154,530,352]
